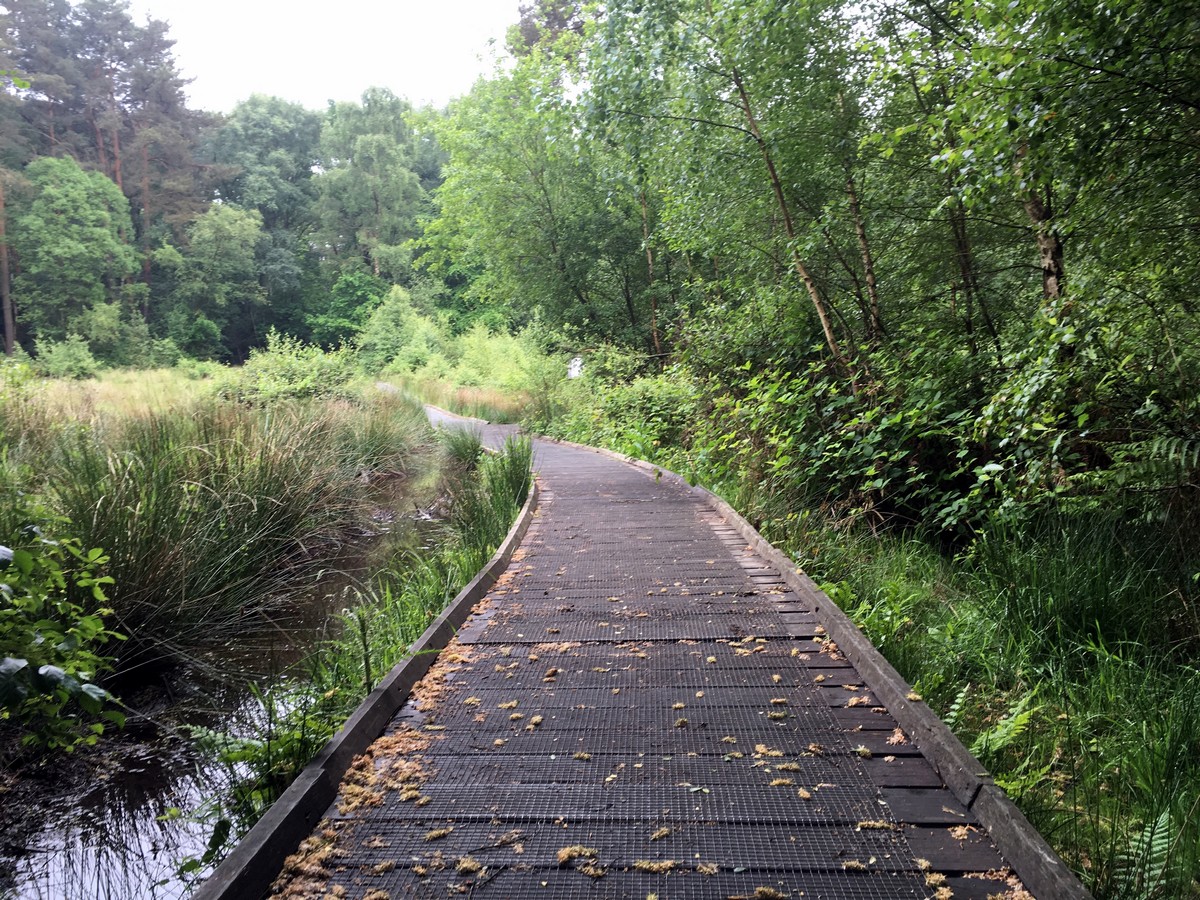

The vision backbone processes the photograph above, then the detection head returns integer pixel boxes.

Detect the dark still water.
[0,478,445,900]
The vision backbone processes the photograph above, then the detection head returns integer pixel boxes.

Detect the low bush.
[544,366,697,470]
[214,331,359,403]
[0,527,125,759]
[34,334,100,380]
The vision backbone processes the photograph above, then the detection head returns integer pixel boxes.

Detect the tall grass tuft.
[437,424,485,475]
[970,510,1182,656]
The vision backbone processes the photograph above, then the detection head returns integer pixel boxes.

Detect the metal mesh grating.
[326,859,928,899]
[331,782,886,827]
[460,616,792,643]
[330,819,916,874]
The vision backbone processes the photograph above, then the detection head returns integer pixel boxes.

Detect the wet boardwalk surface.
[270,425,1030,899]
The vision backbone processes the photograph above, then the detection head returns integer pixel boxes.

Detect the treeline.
[0,0,444,366]
[426,0,1200,536]
[4,0,1199,534]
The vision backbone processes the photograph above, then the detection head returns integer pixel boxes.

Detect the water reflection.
[0,477,444,899]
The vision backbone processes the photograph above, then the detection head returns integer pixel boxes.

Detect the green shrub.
[0,529,125,756]
[215,331,359,403]
[35,334,100,380]
[357,286,446,374]
[544,365,698,470]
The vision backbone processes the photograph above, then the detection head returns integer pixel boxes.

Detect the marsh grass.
[438,423,486,475]
[2,372,435,676]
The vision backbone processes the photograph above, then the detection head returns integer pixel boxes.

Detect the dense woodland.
[2,0,1200,895]
[0,0,445,364]
[4,0,1198,533]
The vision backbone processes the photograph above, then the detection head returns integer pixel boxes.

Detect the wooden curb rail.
[194,474,540,900]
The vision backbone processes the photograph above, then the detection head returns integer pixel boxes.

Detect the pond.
[0,473,446,900]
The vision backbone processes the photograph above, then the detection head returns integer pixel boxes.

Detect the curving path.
[248,412,1086,899]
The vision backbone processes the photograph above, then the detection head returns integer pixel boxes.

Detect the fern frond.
[970,691,1039,757]
[1148,436,1200,472]
[944,684,970,730]
[1116,810,1172,900]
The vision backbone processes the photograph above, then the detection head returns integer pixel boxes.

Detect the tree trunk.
[0,177,14,356]
[946,196,1001,354]
[140,143,153,297]
[90,107,110,177]
[621,274,638,332]
[845,172,883,342]
[640,187,663,359]
[109,94,124,195]
[1024,186,1066,305]
[729,65,851,374]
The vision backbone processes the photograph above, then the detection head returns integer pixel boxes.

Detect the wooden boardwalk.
[247,417,1084,899]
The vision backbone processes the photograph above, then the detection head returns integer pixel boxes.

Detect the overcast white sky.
[124,0,521,112]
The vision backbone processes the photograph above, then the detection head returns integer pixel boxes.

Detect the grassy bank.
[1,359,436,757]
[798,518,1199,900]
[386,376,528,424]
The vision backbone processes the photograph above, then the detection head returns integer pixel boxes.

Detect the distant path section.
[254,409,1088,899]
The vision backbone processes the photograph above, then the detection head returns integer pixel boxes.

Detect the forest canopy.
[0,0,445,363]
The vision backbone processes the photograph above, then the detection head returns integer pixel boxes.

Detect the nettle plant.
[0,532,126,754]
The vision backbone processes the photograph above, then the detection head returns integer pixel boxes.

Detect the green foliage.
[208,94,323,235]
[356,286,445,374]
[310,270,388,347]
[172,204,270,361]
[33,334,100,380]
[425,51,660,346]
[215,331,359,403]
[0,530,125,755]
[387,321,566,424]
[546,364,697,469]
[789,511,1199,899]
[11,157,139,345]
[318,87,428,283]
